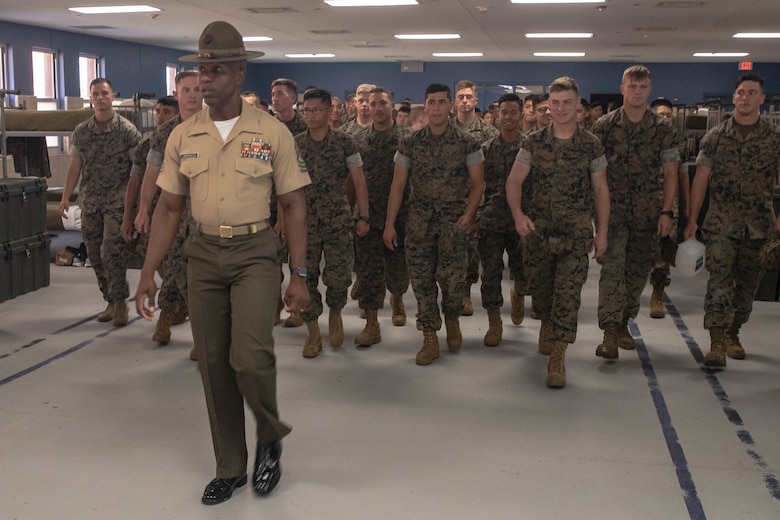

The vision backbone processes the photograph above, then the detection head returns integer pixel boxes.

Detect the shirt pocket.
[179,159,209,201]
[235,158,273,201]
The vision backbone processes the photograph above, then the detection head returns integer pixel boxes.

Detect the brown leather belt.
[198,220,268,238]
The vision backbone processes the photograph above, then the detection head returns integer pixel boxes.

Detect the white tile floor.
[2,242,780,520]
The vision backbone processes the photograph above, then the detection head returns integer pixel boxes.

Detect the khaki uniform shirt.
[157,104,310,227]
[69,112,142,212]
[696,116,780,239]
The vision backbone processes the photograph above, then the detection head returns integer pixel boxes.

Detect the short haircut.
[272,78,298,96]
[590,101,603,111]
[532,93,549,109]
[549,76,579,95]
[649,98,673,110]
[622,65,651,83]
[175,70,198,85]
[241,90,259,98]
[259,99,269,109]
[524,93,535,104]
[356,83,376,97]
[497,93,522,107]
[580,97,590,108]
[303,88,332,107]
[157,96,179,110]
[369,86,394,101]
[303,85,319,92]
[90,77,112,90]
[397,105,411,114]
[346,93,356,102]
[409,106,426,124]
[425,83,451,101]
[735,74,764,92]
[455,80,477,93]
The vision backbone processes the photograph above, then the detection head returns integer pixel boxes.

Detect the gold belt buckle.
[219,225,233,238]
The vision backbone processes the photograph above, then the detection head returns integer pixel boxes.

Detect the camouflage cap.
[180,21,264,62]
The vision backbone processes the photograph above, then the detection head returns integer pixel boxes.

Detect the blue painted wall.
[3,20,779,107]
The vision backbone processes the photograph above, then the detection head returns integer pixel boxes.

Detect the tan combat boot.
[484,308,503,347]
[546,342,568,388]
[725,326,745,360]
[329,308,344,348]
[390,293,407,326]
[112,299,129,327]
[170,301,189,326]
[510,287,524,325]
[284,313,304,327]
[189,345,198,361]
[153,308,173,345]
[619,321,636,350]
[303,320,323,358]
[649,285,665,319]
[350,278,360,300]
[461,294,474,316]
[596,323,620,359]
[416,331,440,365]
[704,327,727,368]
[97,301,115,322]
[355,309,381,346]
[538,320,555,355]
[445,317,462,352]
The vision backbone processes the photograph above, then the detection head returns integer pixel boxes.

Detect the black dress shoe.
[201,474,247,505]
[253,441,282,496]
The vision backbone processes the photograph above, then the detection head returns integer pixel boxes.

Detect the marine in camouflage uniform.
[590,66,679,358]
[454,96,500,315]
[147,115,191,321]
[294,89,370,357]
[685,74,780,367]
[515,127,607,345]
[354,117,412,327]
[507,76,610,388]
[385,84,485,365]
[67,104,141,323]
[478,93,528,347]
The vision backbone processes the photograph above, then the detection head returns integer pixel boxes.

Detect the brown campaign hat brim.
[180,50,265,62]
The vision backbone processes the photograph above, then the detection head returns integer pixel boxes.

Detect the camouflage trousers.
[527,233,590,344]
[649,210,686,289]
[302,218,354,322]
[466,235,480,286]
[477,228,526,310]
[158,212,190,312]
[81,205,131,302]
[355,223,409,310]
[598,224,658,327]
[406,211,468,331]
[703,233,765,330]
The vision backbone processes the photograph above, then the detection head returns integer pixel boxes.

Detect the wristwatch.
[291,266,308,278]
[660,210,674,218]
[357,215,370,223]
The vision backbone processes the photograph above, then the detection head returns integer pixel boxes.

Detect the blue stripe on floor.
[663,297,780,501]
[628,321,707,520]
[0,315,143,388]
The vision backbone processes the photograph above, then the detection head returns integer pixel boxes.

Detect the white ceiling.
[1,0,778,63]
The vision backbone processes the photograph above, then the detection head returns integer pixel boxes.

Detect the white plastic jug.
[676,239,706,276]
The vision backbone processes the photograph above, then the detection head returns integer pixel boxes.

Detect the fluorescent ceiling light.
[512,0,604,3]
[526,33,593,38]
[243,36,273,42]
[325,0,418,6]
[69,5,160,14]
[285,53,336,58]
[693,52,749,57]
[733,33,780,38]
[432,52,483,57]
[533,52,586,57]
[395,34,460,40]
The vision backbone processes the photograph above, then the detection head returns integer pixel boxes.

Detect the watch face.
[295,267,308,277]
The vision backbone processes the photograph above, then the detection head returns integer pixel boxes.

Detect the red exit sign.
[739,61,753,70]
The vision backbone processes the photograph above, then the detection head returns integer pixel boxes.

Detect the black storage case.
[0,177,48,243]
[0,233,51,303]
